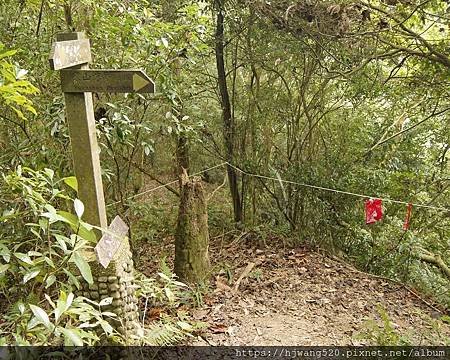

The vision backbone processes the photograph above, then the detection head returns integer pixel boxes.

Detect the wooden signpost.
[50,33,154,342]
[49,32,155,239]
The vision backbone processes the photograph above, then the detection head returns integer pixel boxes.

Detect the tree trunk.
[132,145,145,194]
[176,131,190,176]
[161,1,190,178]
[214,0,243,223]
[175,170,210,283]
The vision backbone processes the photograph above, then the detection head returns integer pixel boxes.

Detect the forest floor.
[136,233,450,346]
[133,179,450,346]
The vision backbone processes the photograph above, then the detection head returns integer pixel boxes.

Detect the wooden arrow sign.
[49,39,92,70]
[60,69,155,93]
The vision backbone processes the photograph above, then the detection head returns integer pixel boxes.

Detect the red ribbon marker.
[403,203,413,230]
[365,198,383,224]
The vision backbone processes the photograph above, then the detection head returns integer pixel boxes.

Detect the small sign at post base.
[95,215,129,268]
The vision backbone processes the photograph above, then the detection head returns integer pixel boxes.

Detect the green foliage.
[358,306,450,346]
[0,166,199,346]
[0,43,38,120]
[129,202,177,249]
[1,291,118,345]
[0,167,117,345]
[134,267,206,345]
[358,306,411,346]
[142,312,206,346]
[136,268,188,309]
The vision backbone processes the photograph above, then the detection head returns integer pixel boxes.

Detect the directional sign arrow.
[60,69,156,93]
[49,39,92,70]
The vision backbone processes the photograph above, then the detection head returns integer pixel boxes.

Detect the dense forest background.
[0,0,449,346]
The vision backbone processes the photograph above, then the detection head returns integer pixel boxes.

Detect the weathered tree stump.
[175,170,210,283]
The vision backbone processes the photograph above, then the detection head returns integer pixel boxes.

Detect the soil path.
[133,180,450,346]
[187,245,450,346]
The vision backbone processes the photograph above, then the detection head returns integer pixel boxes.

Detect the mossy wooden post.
[50,32,107,233]
[175,170,210,283]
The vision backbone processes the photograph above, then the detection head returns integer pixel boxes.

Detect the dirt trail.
[133,180,450,346]
[187,246,450,346]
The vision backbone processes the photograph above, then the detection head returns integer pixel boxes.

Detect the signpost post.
[49,32,155,238]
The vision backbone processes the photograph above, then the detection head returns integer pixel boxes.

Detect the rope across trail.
[106,162,227,207]
[107,162,449,213]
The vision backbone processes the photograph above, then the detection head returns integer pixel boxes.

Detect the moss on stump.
[175,171,210,284]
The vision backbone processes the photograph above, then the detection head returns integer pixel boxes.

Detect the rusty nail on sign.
[95,215,129,268]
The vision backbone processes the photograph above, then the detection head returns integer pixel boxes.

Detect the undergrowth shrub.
[134,259,207,346]
[0,167,200,346]
[0,166,119,345]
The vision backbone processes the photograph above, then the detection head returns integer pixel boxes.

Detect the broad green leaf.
[29,304,52,330]
[44,256,55,268]
[44,168,54,180]
[44,204,57,214]
[27,251,42,257]
[99,320,113,335]
[63,176,78,192]
[100,311,117,318]
[0,49,17,60]
[98,297,113,307]
[60,327,83,346]
[71,251,93,285]
[14,252,34,265]
[79,322,96,329]
[79,220,93,232]
[55,291,73,322]
[73,199,84,219]
[18,302,25,314]
[77,296,99,307]
[23,269,40,284]
[0,244,11,262]
[41,211,72,224]
[165,287,175,303]
[27,316,40,330]
[53,234,68,253]
[66,292,74,309]
[0,264,9,275]
[63,268,80,289]
[57,211,96,242]
[45,274,56,288]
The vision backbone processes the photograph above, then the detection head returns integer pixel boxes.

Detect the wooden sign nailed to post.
[49,38,92,70]
[61,69,155,93]
[49,32,155,237]
[95,215,129,268]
